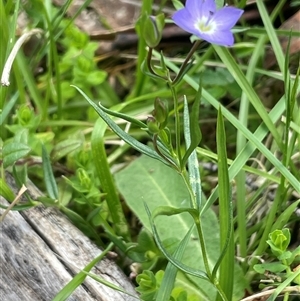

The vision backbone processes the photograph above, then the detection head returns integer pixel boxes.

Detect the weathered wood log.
[0,173,139,301]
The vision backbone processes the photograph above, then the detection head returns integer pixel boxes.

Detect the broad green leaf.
[115,155,219,300]
[51,138,82,161]
[2,142,31,168]
[253,262,287,274]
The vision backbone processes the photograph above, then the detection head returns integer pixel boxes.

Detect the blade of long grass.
[235,35,265,261]
[256,0,286,74]
[154,51,300,195]
[42,144,59,200]
[52,243,114,301]
[91,118,131,241]
[155,224,194,301]
[15,51,44,114]
[0,91,18,126]
[42,2,63,119]
[213,46,282,149]
[266,268,300,301]
[80,270,139,299]
[215,107,234,301]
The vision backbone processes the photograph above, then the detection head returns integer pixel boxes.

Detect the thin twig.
[0,184,27,222]
[240,286,300,301]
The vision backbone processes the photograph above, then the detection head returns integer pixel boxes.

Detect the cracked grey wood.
[0,173,139,301]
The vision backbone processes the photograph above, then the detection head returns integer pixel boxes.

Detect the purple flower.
[172,0,244,46]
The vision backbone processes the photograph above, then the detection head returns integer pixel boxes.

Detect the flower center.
[195,16,215,33]
[198,21,211,32]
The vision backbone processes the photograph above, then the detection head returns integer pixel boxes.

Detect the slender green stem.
[172,40,202,86]
[146,48,157,76]
[169,84,182,165]
[194,217,212,278]
[127,0,153,99]
[214,281,228,301]
[146,47,168,80]
[180,169,197,209]
[153,134,179,170]
[179,169,212,282]
[283,292,289,301]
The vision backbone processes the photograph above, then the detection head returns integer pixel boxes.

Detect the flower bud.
[153,97,168,126]
[143,14,165,48]
[147,116,160,134]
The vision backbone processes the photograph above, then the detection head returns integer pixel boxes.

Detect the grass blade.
[91,117,131,241]
[214,107,234,301]
[42,144,58,200]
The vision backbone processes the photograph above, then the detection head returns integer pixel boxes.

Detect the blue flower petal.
[172,8,199,36]
[172,0,243,46]
[200,30,234,46]
[199,0,217,19]
[185,0,205,20]
[212,7,244,30]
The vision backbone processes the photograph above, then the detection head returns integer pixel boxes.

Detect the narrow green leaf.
[72,85,170,166]
[155,224,194,301]
[60,206,104,246]
[213,46,282,150]
[182,88,202,167]
[42,144,58,200]
[182,93,202,209]
[214,107,234,301]
[145,203,209,280]
[2,142,31,168]
[0,203,36,211]
[266,268,300,301]
[52,243,114,301]
[0,92,18,126]
[91,118,131,241]
[256,0,285,73]
[81,270,139,299]
[97,102,147,129]
[152,50,300,201]
[0,178,15,201]
[272,199,300,231]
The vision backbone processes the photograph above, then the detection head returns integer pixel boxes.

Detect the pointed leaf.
[42,144,58,200]
[72,85,169,165]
